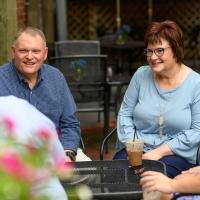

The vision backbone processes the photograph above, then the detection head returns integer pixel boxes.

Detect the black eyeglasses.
[144,47,171,57]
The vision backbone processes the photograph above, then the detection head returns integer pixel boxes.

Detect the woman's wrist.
[154,144,173,157]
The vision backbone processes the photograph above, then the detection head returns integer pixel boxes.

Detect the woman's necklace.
[158,89,179,139]
[159,115,164,139]
[158,96,166,139]
[156,67,183,139]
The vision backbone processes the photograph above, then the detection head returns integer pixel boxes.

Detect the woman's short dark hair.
[144,20,184,63]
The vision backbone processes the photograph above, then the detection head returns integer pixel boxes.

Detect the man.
[0,27,87,161]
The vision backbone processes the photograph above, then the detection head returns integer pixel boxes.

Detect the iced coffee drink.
[126,140,144,167]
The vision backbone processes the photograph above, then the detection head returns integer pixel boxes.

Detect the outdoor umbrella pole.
[148,0,153,24]
[116,0,121,30]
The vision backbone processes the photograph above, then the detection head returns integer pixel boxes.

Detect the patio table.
[61,159,166,200]
[101,39,145,76]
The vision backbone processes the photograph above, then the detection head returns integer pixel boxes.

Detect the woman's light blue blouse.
[117,65,200,164]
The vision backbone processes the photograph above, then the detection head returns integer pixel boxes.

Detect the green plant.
[116,24,132,44]
[70,59,87,81]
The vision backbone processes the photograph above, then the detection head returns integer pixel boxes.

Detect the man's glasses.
[144,47,171,57]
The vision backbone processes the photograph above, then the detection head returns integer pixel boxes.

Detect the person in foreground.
[0,27,90,161]
[140,166,200,200]
[0,96,68,200]
[114,20,200,177]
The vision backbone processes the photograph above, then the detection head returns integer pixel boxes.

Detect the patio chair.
[54,40,100,56]
[54,40,124,121]
[49,54,110,141]
[80,137,86,153]
[53,40,108,121]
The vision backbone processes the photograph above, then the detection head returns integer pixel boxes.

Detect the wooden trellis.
[68,0,200,61]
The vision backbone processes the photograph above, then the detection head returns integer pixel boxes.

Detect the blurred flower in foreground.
[0,116,72,200]
[67,185,93,200]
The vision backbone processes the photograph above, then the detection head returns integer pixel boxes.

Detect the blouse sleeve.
[117,67,142,143]
[166,83,200,164]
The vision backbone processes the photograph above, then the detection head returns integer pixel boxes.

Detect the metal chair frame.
[100,127,116,160]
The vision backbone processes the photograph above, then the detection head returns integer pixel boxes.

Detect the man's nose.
[26,50,34,58]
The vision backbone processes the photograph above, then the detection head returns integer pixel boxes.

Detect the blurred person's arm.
[140,170,200,194]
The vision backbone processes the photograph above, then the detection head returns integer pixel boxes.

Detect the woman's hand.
[140,171,175,193]
[142,149,163,160]
[142,144,173,160]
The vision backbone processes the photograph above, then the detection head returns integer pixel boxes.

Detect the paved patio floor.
[78,112,117,160]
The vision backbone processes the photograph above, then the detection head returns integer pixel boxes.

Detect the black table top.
[61,159,166,200]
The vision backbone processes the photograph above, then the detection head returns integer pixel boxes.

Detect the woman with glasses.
[114,20,200,178]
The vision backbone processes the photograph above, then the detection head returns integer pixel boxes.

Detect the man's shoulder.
[0,62,12,72]
[0,62,17,96]
[0,62,14,80]
[42,64,67,87]
[42,64,63,77]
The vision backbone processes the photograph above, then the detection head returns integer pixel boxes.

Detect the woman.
[114,20,200,177]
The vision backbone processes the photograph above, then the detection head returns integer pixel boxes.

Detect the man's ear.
[44,47,48,61]
[11,45,16,59]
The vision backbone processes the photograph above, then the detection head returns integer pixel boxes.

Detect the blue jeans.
[113,148,197,178]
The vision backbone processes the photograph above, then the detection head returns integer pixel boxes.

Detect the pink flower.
[38,128,51,141]
[3,116,15,136]
[55,158,74,179]
[0,150,32,182]
[25,143,38,155]
[55,158,73,170]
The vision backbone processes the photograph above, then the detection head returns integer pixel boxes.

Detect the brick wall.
[16,0,26,29]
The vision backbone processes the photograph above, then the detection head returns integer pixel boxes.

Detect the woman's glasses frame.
[144,47,171,57]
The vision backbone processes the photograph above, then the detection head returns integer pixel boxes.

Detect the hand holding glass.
[143,189,160,200]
